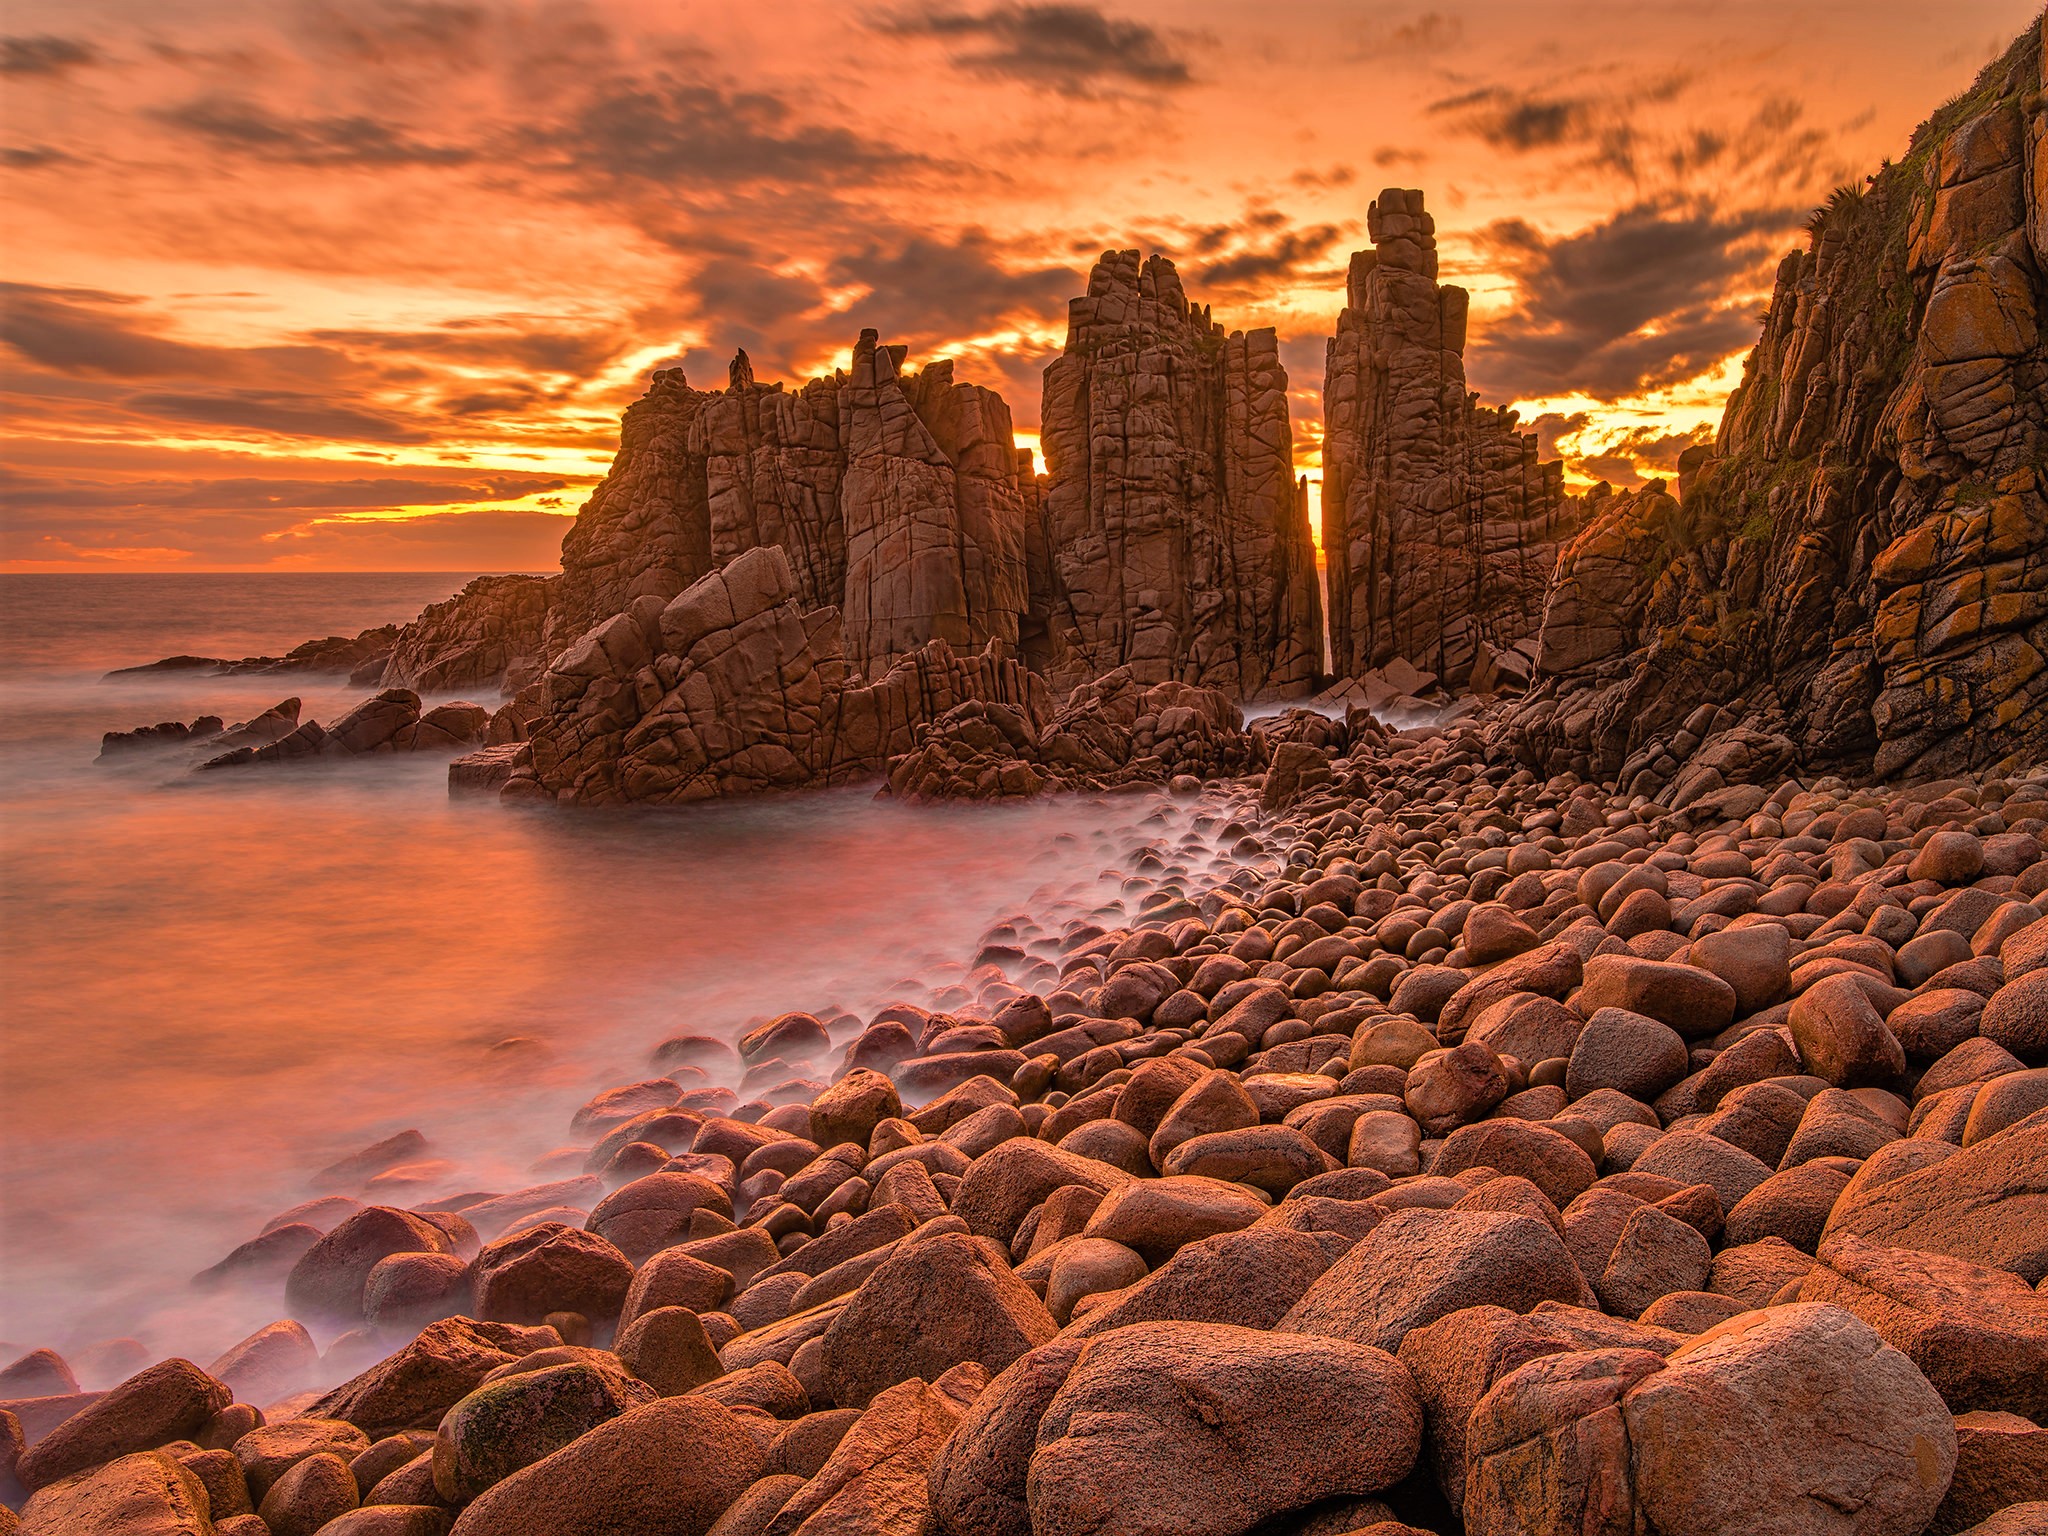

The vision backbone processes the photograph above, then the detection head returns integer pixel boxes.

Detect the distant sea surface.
[0,573,1168,1374]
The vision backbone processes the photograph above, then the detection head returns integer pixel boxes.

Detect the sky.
[1,0,2037,572]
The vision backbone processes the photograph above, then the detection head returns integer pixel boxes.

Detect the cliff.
[1504,20,2047,788]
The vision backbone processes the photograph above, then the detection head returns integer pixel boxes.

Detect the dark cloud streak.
[875,3,1197,95]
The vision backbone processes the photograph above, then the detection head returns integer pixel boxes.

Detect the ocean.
[0,573,1215,1380]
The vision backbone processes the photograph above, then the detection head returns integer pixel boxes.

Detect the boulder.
[16,1450,213,1534]
[1799,1233,2048,1417]
[817,1232,1056,1408]
[1822,1112,2048,1281]
[445,1395,768,1536]
[1281,1209,1588,1352]
[16,1360,229,1492]
[1023,1322,1422,1536]
[432,1362,652,1502]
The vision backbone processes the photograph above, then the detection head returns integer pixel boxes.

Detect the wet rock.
[1158,1124,1332,1194]
[1575,956,1737,1039]
[759,1370,979,1535]
[258,1450,359,1536]
[1430,1119,1597,1208]
[287,1208,457,1321]
[472,1224,635,1326]
[1791,974,1909,1088]
[950,1141,1134,1247]
[1566,1007,1690,1102]
[1063,1226,1337,1338]
[16,1450,213,1534]
[308,1318,560,1439]
[616,1307,725,1397]
[233,1417,371,1503]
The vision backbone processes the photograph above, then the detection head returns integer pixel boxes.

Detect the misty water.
[0,573,1263,1386]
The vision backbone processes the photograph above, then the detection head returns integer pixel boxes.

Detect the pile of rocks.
[8,748,2045,1535]
[886,672,1272,802]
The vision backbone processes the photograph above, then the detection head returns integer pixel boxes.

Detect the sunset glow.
[2,0,2034,570]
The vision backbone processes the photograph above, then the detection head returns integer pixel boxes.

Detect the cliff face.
[1321,190,1580,689]
[1506,21,2048,785]
[1037,251,1325,700]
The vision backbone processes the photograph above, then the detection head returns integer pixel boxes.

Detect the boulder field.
[7,751,2048,1535]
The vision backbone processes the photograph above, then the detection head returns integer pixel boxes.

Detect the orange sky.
[2,0,2037,571]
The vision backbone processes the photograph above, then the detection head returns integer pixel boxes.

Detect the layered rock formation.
[1505,23,2047,784]
[1037,252,1324,699]
[355,331,1038,700]
[1321,190,1580,689]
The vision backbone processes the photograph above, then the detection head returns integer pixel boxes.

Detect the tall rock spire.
[1321,189,1578,687]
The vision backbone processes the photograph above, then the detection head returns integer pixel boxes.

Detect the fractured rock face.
[1321,188,1580,690]
[1504,23,2048,784]
[482,546,1052,805]
[1038,250,1323,700]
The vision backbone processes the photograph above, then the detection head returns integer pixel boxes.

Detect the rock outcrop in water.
[1321,191,1581,690]
[1037,251,1325,700]
[1503,23,2048,788]
[198,690,488,769]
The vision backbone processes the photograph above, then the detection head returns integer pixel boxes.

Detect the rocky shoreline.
[21,16,2047,1536]
[5,739,2047,1535]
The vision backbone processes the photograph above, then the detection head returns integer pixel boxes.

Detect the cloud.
[1525,410,1589,461]
[288,0,489,70]
[307,322,624,378]
[154,95,475,166]
[875,3,1198,95]
[1606,423,1713,471]
[6,469,569,511]
[1342,10,1464,58]
[123,390,435,442]
[821,230,1077,346]
[0,35,98,75]
[0,285,226,378]
[538,73,922,189]
[1,145,74,168]
[1199,223,1347,287]
[1465,199,1798,400]
[1430,84,1600,152]
[0,285,454,444]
